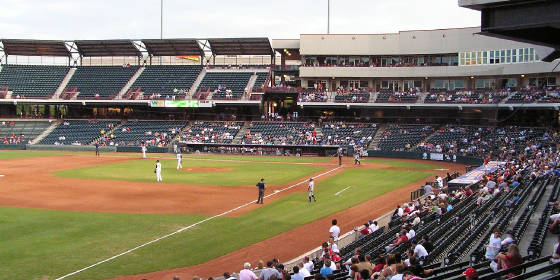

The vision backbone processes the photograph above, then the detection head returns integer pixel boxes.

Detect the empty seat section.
[39,120,117,145]
[66,66,139,99]
[0,120,51,144]
[132,65,202,97]
[376,124,434,151]
[254,72,268,87]
[0,65,69,98]
[198,72,252,100]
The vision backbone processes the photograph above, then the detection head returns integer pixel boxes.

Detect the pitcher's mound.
[181,167,232,172]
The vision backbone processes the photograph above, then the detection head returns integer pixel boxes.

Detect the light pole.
[327,0,330,34]
[160,0,163,39]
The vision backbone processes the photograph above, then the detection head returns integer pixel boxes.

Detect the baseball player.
[354,151,361,165]
[95,142,100,156]
[308,178,317,202]
[256,178,265,204]
[337,147,343,166]
[176,152,182,170]
[141,144,147,159]
[155,160,162,182]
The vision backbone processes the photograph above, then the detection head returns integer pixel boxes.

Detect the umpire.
[256,178,265,204]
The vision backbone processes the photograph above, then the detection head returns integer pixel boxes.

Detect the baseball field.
[0,150,463,280]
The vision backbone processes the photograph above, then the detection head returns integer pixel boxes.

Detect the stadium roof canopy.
[142,39,203,56]
[75,40,142,57]
[208,38,273,55]
[1,39,70,57]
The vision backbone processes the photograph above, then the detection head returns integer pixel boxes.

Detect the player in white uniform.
[155,160,162,182]
[176,153,182,170]
[354,151,361,165]
[141,145,147,159]
[308,178,316,202]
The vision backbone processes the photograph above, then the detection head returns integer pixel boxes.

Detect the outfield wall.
[366,150,484,166]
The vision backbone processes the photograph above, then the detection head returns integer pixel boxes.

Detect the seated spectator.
[493,244,523,276]
[485,229,502,261]
[421,235,433,254]
[260,261,282,280]
[358,223,372,237]
[385,230,409,252]
[303,256,314,272]
[369,220,379,232]
[297,263,311,278]
[224,272,237,280]
[501,230,515,247]
[462,267,478,280]
[402,270,424,280]
[240,263,258,280]
[290,266,303,280]
[411,239,428,259]
[319,259,333,277]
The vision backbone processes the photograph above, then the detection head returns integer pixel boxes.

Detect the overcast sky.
[0,0,480,40]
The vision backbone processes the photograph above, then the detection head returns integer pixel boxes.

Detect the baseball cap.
[462,267,477,277]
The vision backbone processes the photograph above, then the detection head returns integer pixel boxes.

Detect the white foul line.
[334,186,352,196]
[54,165,343,280]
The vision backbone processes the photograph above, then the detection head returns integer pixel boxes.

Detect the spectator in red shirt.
[495,244,523,276]
[385,229,409,252]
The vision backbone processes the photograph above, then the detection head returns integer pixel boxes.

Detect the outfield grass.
[54,159,324,186]
[4,168,429,280]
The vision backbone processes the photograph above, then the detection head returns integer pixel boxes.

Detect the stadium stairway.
[418,92,429,103]
[518,179,555,255]
[166,122,190,152]
[52,68,76,99]
[367,123,386,150]
[231,122,249,144]
[500,92,515,104]
[116,67,145,99]
[89,121,124,145]
[410,128,439,151]
[188,68,207,96]
[370,92,378,103]
[243,74,259,99]
[30,120,61,144]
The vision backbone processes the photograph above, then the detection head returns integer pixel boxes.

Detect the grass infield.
[54,159,324,186]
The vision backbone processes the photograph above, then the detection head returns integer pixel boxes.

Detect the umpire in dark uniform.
[256,178,265,204]
[338,147,343,166]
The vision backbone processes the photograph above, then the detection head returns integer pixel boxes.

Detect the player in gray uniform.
[308,178,317,202]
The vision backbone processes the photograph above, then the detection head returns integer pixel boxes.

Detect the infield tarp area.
[448,160,505,186]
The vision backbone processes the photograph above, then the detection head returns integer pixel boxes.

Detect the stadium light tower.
[160,0,163,39]
[327,0,330,34]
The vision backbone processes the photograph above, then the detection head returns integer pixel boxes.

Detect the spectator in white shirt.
[406,226,416,240]
[329,219,341,242]
[411,240,429,259]
[501,230,515,247]
[369,220,379,232]
[297,263,311,278]
[303,256,314,272]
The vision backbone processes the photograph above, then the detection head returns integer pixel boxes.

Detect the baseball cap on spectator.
[462,267,477,277]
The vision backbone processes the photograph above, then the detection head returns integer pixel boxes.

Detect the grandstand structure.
[1,24,560,280]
